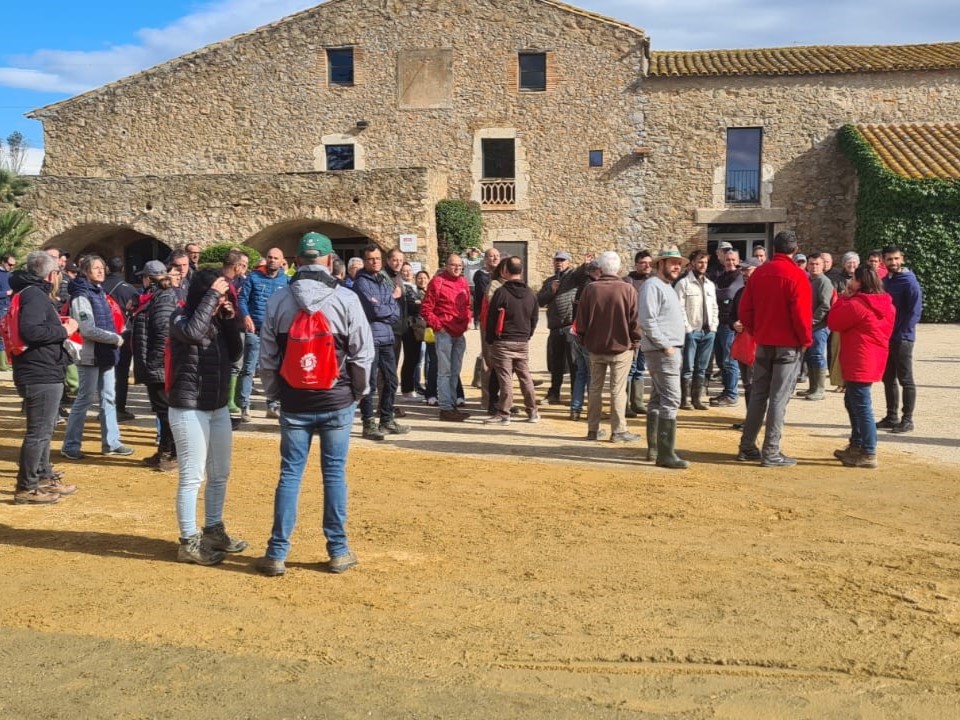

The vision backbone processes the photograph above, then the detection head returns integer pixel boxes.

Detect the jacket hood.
[290,266,339,313]
[884,268,915,288]
[501,279,529,298]
[854,291,894,319]
[9,269,51,294]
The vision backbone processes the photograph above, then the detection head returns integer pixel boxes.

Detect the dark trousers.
[399,327,422,393]
[17,383,63,491]
[115,331,133,412]
[739,345,804,459]
[146,382,175,454]
[546,326,572,396]
[883,339,916,421]
[361,343,398,422]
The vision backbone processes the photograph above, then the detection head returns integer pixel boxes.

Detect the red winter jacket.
[739,254,813,348]
[421,271,472,338]
[827,292,895,383]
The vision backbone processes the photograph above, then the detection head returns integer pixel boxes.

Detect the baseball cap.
[554,251,572,261]
[739,258,761,269]
[718,241,733,251]
[795,253,807,263]
[139,260,168,277]
[298,232,334,258]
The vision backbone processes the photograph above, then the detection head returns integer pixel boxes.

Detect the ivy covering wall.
[838,124,960,323]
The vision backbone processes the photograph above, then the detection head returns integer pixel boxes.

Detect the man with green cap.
[255,231,374,576]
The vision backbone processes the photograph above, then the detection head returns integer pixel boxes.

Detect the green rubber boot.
[655,417,689,470]
[227,375,240,415]
[645,410,659,462]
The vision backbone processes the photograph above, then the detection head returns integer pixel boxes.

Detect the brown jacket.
[573,275,641,354]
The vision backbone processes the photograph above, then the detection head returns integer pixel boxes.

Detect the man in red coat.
[736,230,813,467]
[421,254,473,421]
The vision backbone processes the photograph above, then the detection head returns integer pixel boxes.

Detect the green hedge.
[199,243,261,266]
[435,199,482,257]
[838,124,960,322]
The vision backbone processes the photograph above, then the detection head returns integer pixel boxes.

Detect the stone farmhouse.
[21,0,960,283]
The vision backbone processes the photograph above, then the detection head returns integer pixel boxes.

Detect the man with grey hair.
[11,251,80,503]
[573,251,641,443]
[639,245,690,469]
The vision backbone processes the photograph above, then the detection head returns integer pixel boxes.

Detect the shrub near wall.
[199,243,261,268]
[435,199,482,258]
[839,124,960,322]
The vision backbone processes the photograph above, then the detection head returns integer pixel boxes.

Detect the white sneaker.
[401,391,421,399]
[426,397,438,406]
[456,398,466,407]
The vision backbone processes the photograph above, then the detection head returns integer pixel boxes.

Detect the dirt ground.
[1,323,958,719]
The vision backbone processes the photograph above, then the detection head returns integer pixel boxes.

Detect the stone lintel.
[694,207,788,224]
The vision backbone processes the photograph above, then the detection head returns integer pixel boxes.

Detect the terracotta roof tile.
[856,123,960,180]
[650,42,960,77]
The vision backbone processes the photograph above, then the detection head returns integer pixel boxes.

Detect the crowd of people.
[4,230,923,572]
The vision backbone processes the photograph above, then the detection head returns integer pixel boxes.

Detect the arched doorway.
[246,219,369,264]
[43,224,171,282]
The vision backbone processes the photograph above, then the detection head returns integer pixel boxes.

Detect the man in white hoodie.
[255,232,374,577]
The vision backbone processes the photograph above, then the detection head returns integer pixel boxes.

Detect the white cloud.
[0,0,317,95]
[20,147,44,176]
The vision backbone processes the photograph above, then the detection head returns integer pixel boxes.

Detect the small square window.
[589,150,604,168]
[518,52,546,92]
[326,144,355,171]
[327,48,354,86]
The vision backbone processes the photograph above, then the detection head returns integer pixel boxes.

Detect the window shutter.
[545,51,556,94]
[353,46,363,86]
[507,54,519,93]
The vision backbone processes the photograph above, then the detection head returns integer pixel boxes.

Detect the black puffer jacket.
[167,289,243,410]
[9,270,71,386]
[132,285,179,385]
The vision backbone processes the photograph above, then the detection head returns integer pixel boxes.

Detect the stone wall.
[641,70,960,256]
[32,0,648,284]
[22,169,446,269]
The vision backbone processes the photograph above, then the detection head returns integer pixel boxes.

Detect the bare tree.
[1,132,29,174]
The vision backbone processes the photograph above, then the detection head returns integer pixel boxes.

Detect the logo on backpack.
[280,308,340,390]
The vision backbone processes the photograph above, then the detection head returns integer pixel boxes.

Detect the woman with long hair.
[827,265,894,469]
[167,269,246,565]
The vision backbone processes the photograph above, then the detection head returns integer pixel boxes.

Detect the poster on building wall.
[399,234,418,253]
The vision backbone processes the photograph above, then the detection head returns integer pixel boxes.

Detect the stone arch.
[245,218,372,263]
[42,223,173,279]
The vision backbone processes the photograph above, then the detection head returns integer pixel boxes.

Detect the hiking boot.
[202,521,248,553]
[736,447,762,462]
[379,419,410,435]
[610,431,639,443]
[833,444,860,462]
[842,450,878,469]
[710,395,737,407]
[453,408,471,419]
[14,488,60,505]
[761,453,797,468]
[875,416,898,430]
[116,410,136,422]
[142,451,162,467]
[103,445,134,456]
[569,410,581,421]
[60,448,86,461]
[543,393,561,405]
[483,415,510,425]
[586,429,608,441]
[328,551,358,574]
[177,533,225,566]
[157,453,178,472]
[240,408,252,423]
[438,409,467,422]
[255,557,286,576]
[38,478,78,496]
[891,419,914,434]
[362,420,385,440]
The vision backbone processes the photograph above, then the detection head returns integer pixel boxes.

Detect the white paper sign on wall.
[399,234,418,253]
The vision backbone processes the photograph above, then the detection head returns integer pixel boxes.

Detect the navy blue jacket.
[352,269,400,346]
[883,269,923,342]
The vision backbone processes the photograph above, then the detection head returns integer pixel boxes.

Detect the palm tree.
[0,209,34,256]
[0,168,30,207]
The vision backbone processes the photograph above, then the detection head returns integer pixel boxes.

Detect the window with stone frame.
[725,128,762,204]
[326,48,354,87]
[325,144,355,171]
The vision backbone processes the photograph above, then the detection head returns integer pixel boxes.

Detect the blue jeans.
[805,326,829,370]
[565,333,590,412]
[435,331,466,411]
[715,324,739,399]
[628,347,646,381]
[360,343,397,421]
[266,403,355,561]
[169,406,233,539]
[844,382,877,455]
[681,330,716,383]
[238,331,260,411]
[62,364,122,454]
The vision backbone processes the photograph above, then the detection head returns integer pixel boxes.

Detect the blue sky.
[2,0,958,174]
